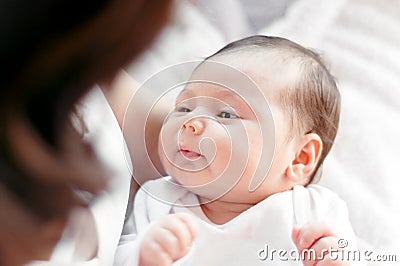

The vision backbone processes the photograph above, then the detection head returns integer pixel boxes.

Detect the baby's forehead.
[177,83,243,102]
[206,52,301,91]
[177,52,303,112]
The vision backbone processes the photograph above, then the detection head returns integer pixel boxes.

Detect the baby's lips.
[179,149,202,160]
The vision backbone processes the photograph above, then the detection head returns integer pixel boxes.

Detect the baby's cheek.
[202,124,232,175]
[158,124,178,169]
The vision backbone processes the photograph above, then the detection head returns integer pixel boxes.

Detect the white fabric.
[115,177,358,266]
[81,87,133,265]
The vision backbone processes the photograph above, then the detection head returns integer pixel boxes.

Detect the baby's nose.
[182,118,205,135]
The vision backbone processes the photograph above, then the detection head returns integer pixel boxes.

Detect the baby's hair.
[206,35,340,183]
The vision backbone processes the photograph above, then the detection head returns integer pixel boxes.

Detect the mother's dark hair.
[1,0,172,144]
[0,0,172,234]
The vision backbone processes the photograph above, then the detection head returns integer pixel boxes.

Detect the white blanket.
[115,177,359,265]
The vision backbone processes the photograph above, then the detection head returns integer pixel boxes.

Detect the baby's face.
[158,58,298,204]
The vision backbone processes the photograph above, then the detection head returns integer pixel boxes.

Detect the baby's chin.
[175,176,271,205]
[183,182,244,204]
[169,175,214,189]
[194,189,258,206]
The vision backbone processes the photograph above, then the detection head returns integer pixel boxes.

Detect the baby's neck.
[199,198,255,225]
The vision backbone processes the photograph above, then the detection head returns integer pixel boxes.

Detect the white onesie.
[115,177,359,265]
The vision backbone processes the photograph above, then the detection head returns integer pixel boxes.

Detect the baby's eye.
[218,111,238,119]
[176,106,191,113]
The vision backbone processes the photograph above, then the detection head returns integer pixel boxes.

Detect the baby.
[116,36,359,266]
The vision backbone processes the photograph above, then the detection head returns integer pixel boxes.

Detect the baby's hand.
[292,222,350,266]
[139,213,198,266]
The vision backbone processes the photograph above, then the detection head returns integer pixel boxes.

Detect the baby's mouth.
[179,149,202,160]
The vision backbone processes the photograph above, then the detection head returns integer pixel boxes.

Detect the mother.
[0,0,172,265]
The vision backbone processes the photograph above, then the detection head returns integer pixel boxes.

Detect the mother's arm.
[100,70,168,188]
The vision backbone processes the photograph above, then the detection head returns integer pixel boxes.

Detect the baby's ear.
[286,133,322,185]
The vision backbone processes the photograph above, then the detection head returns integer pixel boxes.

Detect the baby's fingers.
[292,223,350,266]
[314,237,352,266]
[292,222,335,251]
[140,213,198,266]
[157,213,198,259]
[140,238,173,266]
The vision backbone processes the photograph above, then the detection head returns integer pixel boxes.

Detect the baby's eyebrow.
[216,89,243,101]
[175,88,193,103]
[176,86,245,105]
